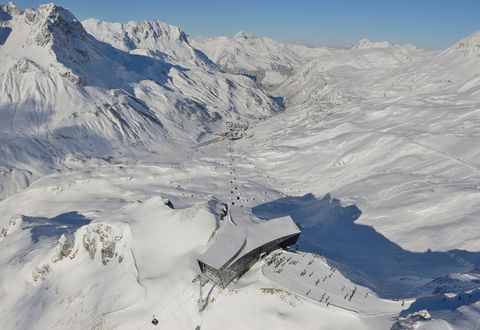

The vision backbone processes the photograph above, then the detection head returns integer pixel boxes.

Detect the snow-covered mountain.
[0,3,279,199]
[191,32,308,88]
[1,2,480,330]
[82,18,215,69]
[192,33,424,89]
[447,30,480,57]
[193,32,428,112]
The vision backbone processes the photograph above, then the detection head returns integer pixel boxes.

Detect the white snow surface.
[1,2,480,330]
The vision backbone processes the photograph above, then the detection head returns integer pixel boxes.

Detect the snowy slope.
[0,3,279,199]
[232,27,480,329]
[447,30,480,57]
[2,2,480,330]
[0,162,391,330]
[82,18,217,71]
[192,33,424,89]
[190,20,480,330]
[191,32,304,88]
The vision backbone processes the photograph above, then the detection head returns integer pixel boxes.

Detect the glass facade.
[199,233,300,288]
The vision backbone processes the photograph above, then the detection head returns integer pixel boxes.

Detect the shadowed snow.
[22,211,91,243]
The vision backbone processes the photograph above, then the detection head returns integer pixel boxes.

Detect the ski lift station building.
[198,207,301,288]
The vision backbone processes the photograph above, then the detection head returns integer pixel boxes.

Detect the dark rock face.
[32,4,95,65]
[164,199,175,209]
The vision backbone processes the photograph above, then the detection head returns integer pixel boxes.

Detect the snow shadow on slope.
[252,193,480,299]
[400,288,480,317]
[0,125,121,200]
[22,211,91,243]
[0,27,11,45]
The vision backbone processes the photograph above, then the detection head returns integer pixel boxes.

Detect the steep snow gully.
[1,2,480,330]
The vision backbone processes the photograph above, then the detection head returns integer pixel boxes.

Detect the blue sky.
[14,0,480,49]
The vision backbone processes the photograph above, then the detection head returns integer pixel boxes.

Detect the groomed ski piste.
[1,2,480,330]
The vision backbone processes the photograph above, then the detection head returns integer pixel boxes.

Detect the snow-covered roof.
[197,219,247,269]
[198,207,300,270]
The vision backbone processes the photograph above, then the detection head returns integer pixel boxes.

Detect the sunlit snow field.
[1,3,480,330]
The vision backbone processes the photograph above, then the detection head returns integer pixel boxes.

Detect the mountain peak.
[449,30,480,57]
[22,3,97,65]
[81,17,218,69]
[83,18,190,52]
[0,1,22,20]
[0,3,97,69]
[353,38,393,49]
[31,3,80,29]
[38,3,75,18]
[234,31,255,40]
[125,19,188,43]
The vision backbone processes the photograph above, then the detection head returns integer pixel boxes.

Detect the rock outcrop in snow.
[82,18,215,69]
[448,30,480,57]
